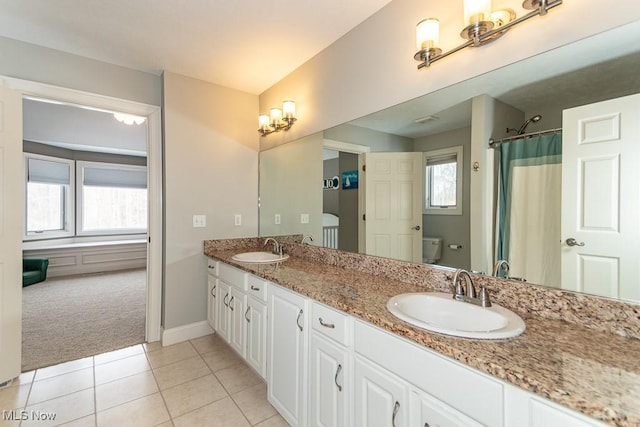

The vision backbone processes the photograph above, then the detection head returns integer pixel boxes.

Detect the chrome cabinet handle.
[223,293,229,307]
[318,317,335,329]
[250,285,260,291]
[296,309,304,332]
[412,225,421,231]
[334,364,343,392]
[229,296,234,311]
[566,237,585,247]
[392,401,400,427]
[245,306,251,322]
[210,285,216,297]
[424,423,430,427]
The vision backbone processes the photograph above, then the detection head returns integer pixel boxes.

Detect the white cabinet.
[411,389,483,427]
[228,285,246,357]
[216,280,231,342]
[267,283,308,427]
[206,259,218,330]
[245,295,267,378]
[354,356,409,427]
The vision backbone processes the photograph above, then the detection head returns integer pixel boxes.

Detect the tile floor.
[0,334,289,427]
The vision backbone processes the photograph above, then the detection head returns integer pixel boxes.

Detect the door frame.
[5,77,163,342]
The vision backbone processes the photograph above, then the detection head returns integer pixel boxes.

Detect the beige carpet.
[22,268,146,372]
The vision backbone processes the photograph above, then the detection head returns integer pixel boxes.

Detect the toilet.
[422,237,442,264]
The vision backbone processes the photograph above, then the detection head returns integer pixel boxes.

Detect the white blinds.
[82,166,147,189]
[27,158,70,185]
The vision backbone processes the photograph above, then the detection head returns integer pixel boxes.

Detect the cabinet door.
[216,280,231,342]
[309,332,350,427]
[354,356,409,427]
[207,275,217,330]
[245,296,267,379]
[228,286,246,357]
[267,284,308,427]
[411,389,483,427]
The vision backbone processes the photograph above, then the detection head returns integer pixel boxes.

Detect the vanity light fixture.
[113,112,146,125]
[258,100,297,136]
[414,0,562,69]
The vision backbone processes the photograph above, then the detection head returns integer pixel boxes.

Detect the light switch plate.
[300,213,309,224]
[275,214,281,225]
[234,214,242,226]
[193,215,206,228]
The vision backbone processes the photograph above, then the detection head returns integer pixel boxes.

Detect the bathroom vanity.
[204,237,640,427]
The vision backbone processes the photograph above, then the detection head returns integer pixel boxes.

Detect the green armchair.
[23,258,49,287]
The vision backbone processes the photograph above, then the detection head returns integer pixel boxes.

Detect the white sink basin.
[387,292,525,340]
[231,251,289,264]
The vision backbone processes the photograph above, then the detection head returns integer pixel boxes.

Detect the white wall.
[259,0,640,145]
[162,72,259,329]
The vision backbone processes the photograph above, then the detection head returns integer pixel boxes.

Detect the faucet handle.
[478,284,492,307]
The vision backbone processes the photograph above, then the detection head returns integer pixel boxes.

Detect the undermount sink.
[386,292,525,340]
[231,251,289,264]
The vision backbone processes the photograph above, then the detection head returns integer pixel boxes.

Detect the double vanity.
[204,236,640,427]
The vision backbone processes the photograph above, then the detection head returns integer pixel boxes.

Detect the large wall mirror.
[259,21,640,302]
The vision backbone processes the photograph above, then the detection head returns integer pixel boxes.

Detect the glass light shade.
[114,113,146,125]
[282,100,296,119]
[416,18,439,50]
[258,114,270,130]
[464,0,492,24]
[270,108,283,124]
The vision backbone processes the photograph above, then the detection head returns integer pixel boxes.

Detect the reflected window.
[423,146,463,215]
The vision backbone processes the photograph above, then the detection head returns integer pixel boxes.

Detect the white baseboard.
[161,321,214,346]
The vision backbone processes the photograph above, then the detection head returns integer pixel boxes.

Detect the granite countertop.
[204,243,640,426]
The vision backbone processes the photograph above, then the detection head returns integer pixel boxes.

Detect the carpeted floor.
[22,268,146,372]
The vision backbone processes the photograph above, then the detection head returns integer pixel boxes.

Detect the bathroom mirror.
[259,21,640,300]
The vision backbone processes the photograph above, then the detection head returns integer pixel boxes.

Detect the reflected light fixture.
[113,112,146,125]
[258,100,297,136]
[415,0,562,69]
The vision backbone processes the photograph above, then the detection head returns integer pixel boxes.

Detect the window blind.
[28,158,70,185]
[83,166,147,189]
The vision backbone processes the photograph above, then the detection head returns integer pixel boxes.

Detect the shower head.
[506,114,543,135]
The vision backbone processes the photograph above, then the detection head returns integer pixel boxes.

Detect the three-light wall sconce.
[258,100,297,136]
[414,0,562,69]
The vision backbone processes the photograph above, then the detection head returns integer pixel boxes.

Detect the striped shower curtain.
[496,134,562,286]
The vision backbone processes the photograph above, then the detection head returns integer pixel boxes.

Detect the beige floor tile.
[22,388,94,427]
[172,396,249,427]
[153,356,211,390]
[28,367,94,405]
[143,341,162,353]
[153,422,173,427]
[34,357,93,381]
[200,345,243,373]
[253,414,290,427]
[189,334,225,355]
[9,371,35,388]
[94,353,151,385]
[146,342,197,369]
[95,371,158,412]
[57,414,96,426]
[161,374,228,418]
[94,344,145,366]
[231,382,276,425]
[96,393,169,427]
[0,383,30,411]
[0,416,21,427]
[215,362,263,395]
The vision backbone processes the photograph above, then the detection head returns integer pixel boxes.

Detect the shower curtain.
[497,134,562,286]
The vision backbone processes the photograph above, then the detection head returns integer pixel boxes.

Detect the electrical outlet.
[300,213,309,224]
[234,214,242,226]
[193,215,206,228]
[275,214,281,225]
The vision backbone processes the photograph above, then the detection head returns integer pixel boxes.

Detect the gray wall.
[324,123,413,152]
[414,127,471,269]
[323,158,339,215]
[338,152,359,253]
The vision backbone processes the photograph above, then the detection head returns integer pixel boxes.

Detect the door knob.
[565,238,585,247]
[412,225,421,231]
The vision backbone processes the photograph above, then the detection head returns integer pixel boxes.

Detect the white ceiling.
[0,0,392,95]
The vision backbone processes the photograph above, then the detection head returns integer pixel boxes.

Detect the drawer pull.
[245,306,251,322]
[318,317,335,329]
[334,364,343,392]
[296,309,304,331]
[392,401,400,427]
[223,293,229,307]
[210,285,216,297]
[229,296,235,311]
[250,285,261,291]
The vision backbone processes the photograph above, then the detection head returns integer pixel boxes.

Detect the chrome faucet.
[492,260,510,277]
[263,237,282,255]
[301,235,314,245]
[451,269,492,307]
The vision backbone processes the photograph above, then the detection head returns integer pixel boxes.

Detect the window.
[25,154,74,239]
[77,161,147,235]
[423,146,463,215]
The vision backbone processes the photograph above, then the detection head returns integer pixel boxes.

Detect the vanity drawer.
[247,274,268,301]
[207,258,219,277]
[311,302,350,346]
[219,263,247,290]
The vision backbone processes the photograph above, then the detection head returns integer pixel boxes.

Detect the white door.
[245,296,266,379]
[206,275,216,330]
[216,280,231,342]
[228,286,246,357]
[309,333,349,427]
[362,153,423,263]
[561,93,640,301]
[0,82,23,384]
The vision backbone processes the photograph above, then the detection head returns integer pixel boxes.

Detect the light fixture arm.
[415,0,562,69]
